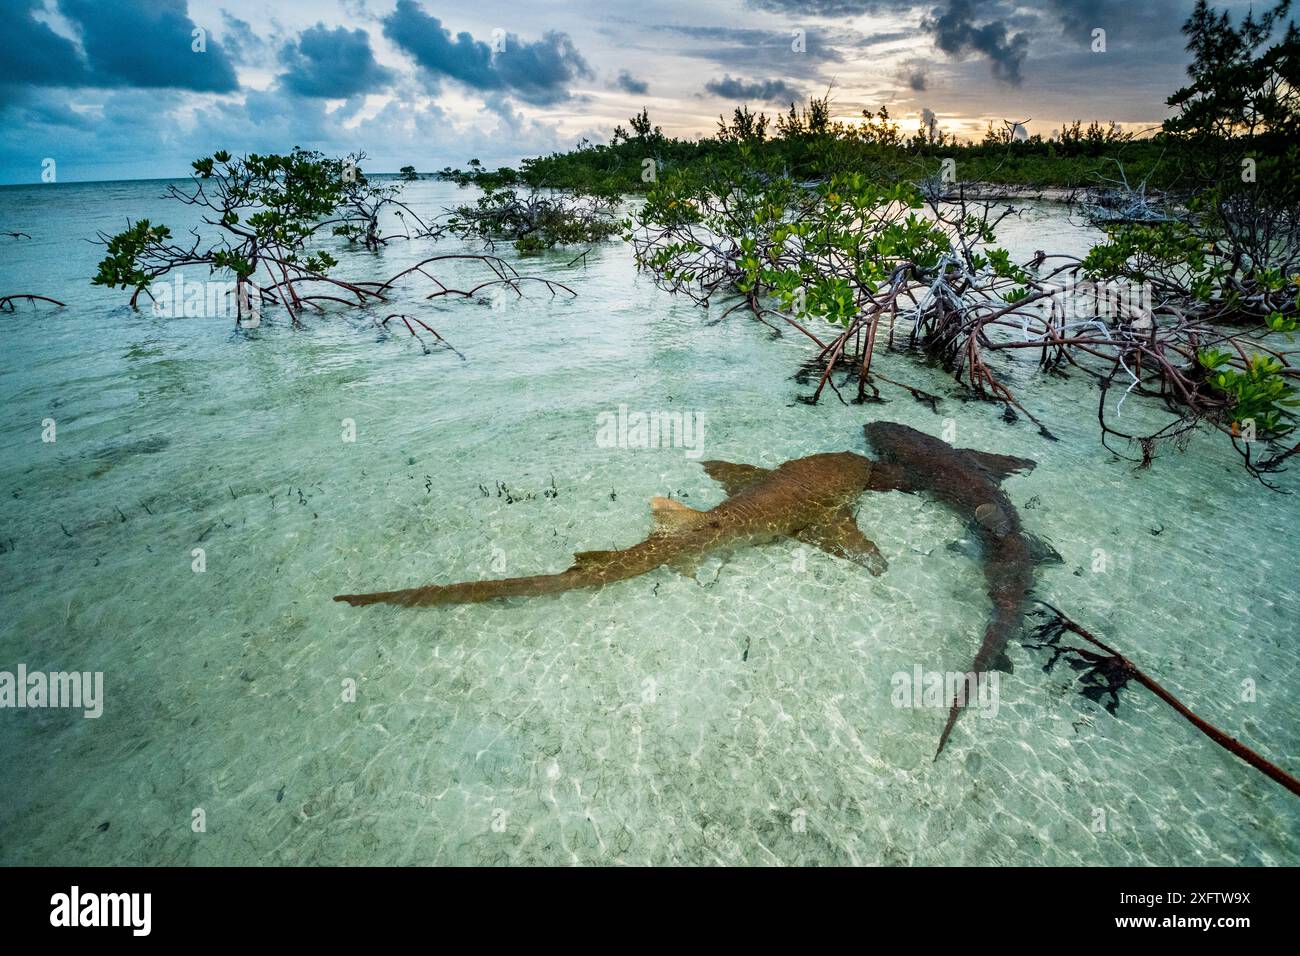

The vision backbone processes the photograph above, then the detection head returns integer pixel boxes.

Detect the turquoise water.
[0,179,1295,865]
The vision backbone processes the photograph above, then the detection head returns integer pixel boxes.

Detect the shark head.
[863,421,942,464]
[862,421,945,492]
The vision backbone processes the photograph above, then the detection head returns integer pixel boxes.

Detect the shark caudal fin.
[337,496,713,608]
[333,571,583,607]
[935,699,963,760]
[335,548,632,608]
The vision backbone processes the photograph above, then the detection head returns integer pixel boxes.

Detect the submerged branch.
[1028,601,1300,800]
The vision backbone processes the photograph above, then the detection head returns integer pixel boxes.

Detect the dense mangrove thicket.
[75,0,1298,482]
[437,0,1298,481]
[445,187,620,253]
[502,105,1166,197]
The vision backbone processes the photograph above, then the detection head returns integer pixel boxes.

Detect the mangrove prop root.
[379,313,465,359]
[868,371,944,412]
[1030,600,1300,799]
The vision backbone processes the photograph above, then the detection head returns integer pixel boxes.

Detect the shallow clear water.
[0,179,1295,865]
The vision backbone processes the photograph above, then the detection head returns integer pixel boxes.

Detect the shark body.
[335,451,887,608]
[865,421,1050,758]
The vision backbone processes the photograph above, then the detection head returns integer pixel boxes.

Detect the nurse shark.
[865,421,1057,758]
[335,451,888,607]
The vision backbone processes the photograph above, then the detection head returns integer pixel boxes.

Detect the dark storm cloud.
[746,0,895,13]
[381,0,592,105]
[0,1,91,95]
[279,24,394,99]
[381,1,496,89]
[615,71,650,95]
[1,0,238,102]
[744,0,1030,84]
[704,75,803,104]
[0,88,98,132]
[924,0,1029,84]
[60,0,239,92]
[741,0,1024,86]
[907,68,928,90]
[747,0,1208,85]
[493,32,593,105]
[1045,0,1188,44]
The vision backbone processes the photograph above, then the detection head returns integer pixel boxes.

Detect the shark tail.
[935,699,964,760]
[934,608,1018,760]
[337,498,706,610]
[334,568,601,608]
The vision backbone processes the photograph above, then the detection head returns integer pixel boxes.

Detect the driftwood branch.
[1029,600,1300,799]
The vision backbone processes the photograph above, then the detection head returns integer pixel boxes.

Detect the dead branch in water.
[1028,600,1300,799]
[1,294,67,311]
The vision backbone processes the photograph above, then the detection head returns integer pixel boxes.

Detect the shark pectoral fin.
[1023,532,1064,565]
[795,510,888,576]
[699,460,771,496]
[991,648,1015,674]
[962,449,1038,482]
[650,496,708,534]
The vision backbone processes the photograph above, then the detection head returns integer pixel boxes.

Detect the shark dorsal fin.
[961,449,1037,482]
[650,496,707,534]
[699,460,771,496]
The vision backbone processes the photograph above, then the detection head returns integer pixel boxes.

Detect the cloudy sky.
[0,0,1258,184]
